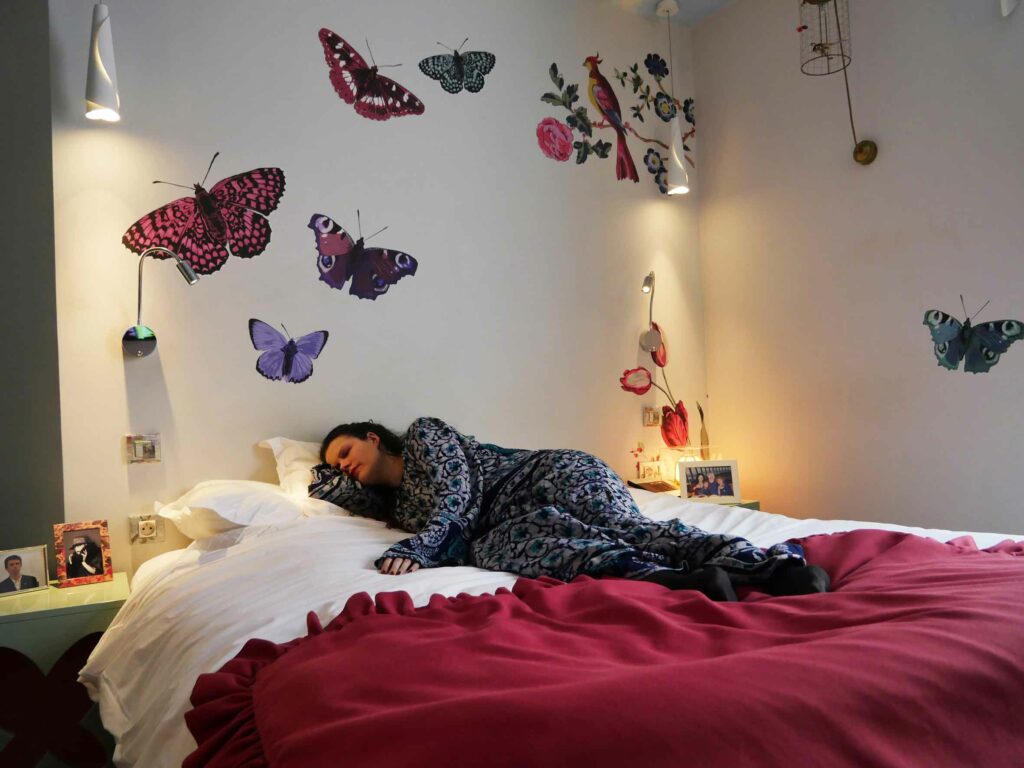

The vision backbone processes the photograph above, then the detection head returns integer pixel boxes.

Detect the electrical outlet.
[129,514,165,544]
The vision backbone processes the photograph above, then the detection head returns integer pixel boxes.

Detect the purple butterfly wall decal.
[308,213,418,300]
[318,28,425,121]
[122,153,286,275]
[249,320,328,383]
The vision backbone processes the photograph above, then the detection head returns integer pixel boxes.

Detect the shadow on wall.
[123,350,190,568]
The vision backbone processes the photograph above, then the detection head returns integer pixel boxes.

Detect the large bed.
[80,489,1024,767]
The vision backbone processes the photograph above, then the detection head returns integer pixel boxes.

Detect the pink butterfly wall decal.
[122,153,286,275]
[318,28,425,121]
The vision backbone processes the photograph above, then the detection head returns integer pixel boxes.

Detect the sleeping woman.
[309,417,829,602]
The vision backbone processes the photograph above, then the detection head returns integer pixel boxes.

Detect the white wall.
[49,0,705,573]
[695,0,1024,532]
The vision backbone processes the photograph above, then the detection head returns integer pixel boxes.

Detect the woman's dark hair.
[319,421,405,463]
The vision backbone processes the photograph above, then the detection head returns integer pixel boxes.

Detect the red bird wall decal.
[583,54,639,182]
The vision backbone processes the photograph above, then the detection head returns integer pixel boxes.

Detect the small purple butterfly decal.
[308,213,418,300]
[248,319,328,383]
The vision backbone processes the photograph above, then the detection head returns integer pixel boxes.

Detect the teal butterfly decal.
[419,39,496,94]
[923,298,1023,373]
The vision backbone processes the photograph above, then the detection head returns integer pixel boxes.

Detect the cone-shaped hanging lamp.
[85,3,120,121]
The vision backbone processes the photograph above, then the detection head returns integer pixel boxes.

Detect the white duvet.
[81,492,1020,768]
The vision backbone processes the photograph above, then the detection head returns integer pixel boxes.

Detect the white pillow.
[157,480,305,540]
[258,437,321,496]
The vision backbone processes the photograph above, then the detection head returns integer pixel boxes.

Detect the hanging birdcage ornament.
[798,0,877,165]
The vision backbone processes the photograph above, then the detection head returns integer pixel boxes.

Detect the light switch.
[126,434,161,463]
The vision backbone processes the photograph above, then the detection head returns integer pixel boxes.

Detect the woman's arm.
[308,463,392,521]
[375,417,476,572]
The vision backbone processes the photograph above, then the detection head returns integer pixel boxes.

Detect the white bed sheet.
[81,492,1020,768]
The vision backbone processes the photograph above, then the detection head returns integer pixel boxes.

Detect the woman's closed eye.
[334,448,350,468]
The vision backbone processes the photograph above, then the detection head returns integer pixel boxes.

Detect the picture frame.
[680,460,741,503]
[0,545,49,597]
[637,461,663,481]
[53,520,113,588]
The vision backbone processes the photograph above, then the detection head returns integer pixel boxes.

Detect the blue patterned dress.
[309,417,804,582]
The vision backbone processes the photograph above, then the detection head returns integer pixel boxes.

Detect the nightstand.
[0,573,129,767]
[657,489,761,512]
[722,500,761,511]
[0,572,129,670]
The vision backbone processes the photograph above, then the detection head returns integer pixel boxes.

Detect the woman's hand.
[378,557,421,575]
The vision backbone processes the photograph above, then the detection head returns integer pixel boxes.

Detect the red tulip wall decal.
[650,321,668,368]
[620,279,697,448]
[620,367,653,395]
[661,401,689,447]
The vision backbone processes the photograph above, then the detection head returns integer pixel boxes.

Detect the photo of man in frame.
[0,553,40,593]
[0,548,47,595]
[64,532,105,579]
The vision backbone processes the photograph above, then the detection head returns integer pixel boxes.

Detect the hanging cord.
[667,12,675,106]
[833,0,858,145]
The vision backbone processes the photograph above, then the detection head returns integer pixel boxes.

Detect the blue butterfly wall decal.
[923,299,1023,373]
[249,319,328,383]
[419,39,496,94]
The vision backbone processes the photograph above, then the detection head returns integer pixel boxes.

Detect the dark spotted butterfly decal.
[308,213,417,301]
[923,301,1023,373]
[122,153,285,275]
[418,40,496,94]
[318,28,425,120]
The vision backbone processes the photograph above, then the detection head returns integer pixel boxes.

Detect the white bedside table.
[718,500,760,511]
[0,572,129,671]
[654,489,761,511]
[0,573,129,766]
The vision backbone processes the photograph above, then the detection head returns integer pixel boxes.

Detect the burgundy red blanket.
[184,531,1024,767]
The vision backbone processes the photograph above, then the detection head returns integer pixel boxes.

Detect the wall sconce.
[122,247,198,358]
[85,3,120,122]
[639,271,662,351]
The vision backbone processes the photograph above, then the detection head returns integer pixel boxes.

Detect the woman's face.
[324,433,385,485]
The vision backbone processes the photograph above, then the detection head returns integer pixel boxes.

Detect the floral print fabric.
[309,417,804,582]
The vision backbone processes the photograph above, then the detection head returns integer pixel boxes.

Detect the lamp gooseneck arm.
[135,246,198,325]
[137,253,146,326]
[648,281,655,330]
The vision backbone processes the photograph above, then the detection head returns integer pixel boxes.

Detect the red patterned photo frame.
[53,520,113,588]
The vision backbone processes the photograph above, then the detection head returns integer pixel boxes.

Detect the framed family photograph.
[53,520,113,588]
[0,545,49,597]
[681,461,741,503]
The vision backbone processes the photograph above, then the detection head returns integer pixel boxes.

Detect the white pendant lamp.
[666,116,690,195]
[85,3,120,121]
[1002,0,1020,16]
[657,0,690,195]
